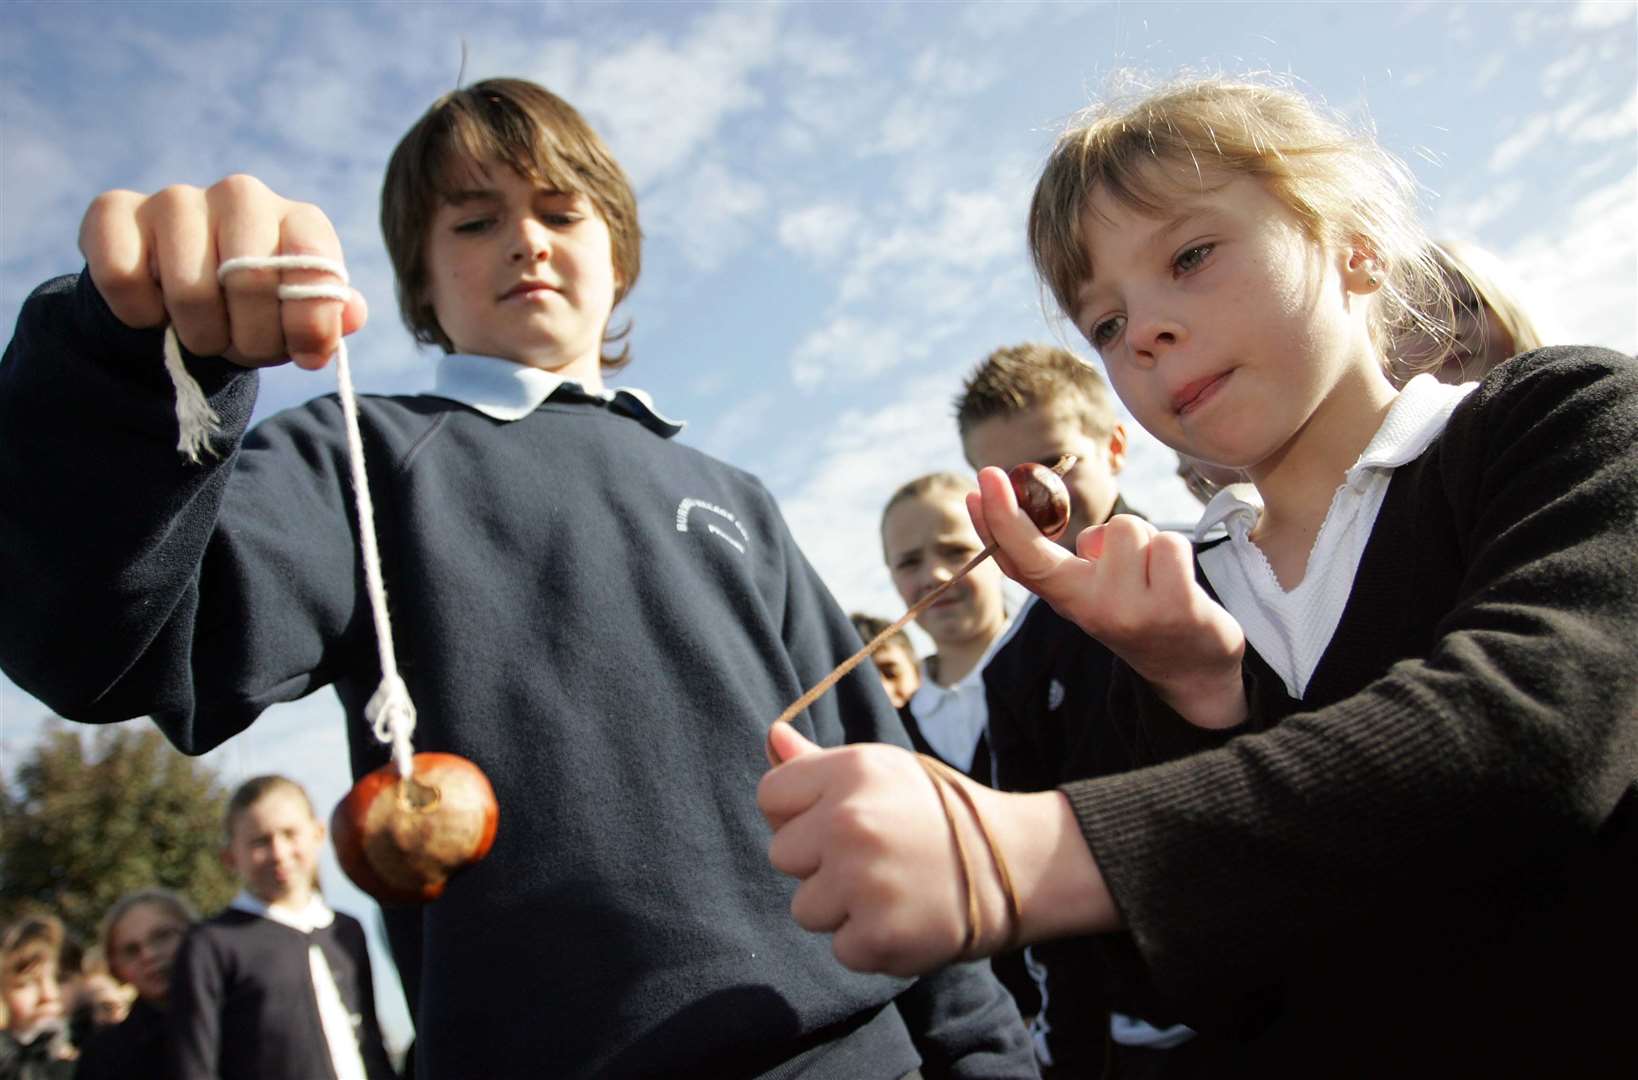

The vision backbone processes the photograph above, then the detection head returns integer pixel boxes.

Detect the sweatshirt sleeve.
[759,482,913,753]
[0,271,366,753]
[1059,347,1638,1018]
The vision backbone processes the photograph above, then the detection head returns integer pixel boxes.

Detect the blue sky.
[3,0,1634,1053]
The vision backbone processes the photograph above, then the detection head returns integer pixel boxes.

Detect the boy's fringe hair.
[1,913,64,984]
[850,612,913,657]
[1028,73,1450,378]
[954,342,1119,442]
[880,472,977,536]
[382,77,642,369]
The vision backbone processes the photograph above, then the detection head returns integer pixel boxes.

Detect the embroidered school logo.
[1047,678,1066,712]
[675,497,750,555]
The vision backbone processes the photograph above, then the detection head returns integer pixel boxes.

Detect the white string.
[161,254,417,778]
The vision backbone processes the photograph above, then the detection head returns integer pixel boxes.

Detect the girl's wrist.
[1156,664,1248,730]
[965,785,1120,951]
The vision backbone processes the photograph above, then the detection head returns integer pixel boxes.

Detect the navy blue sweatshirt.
[0,273,1036,1080]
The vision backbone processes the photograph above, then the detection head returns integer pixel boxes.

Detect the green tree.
[0,719,236,946]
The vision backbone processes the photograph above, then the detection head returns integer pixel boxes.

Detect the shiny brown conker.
[331,752,499,906]
[1009,461,1072,540]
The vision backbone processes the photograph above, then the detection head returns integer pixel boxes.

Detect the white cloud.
[910,46,1001,97]
[575,4,782,185]
[862,95,959,157]
[837,186,1024,304]
[778,26,862,79]
[1429,180,1524,239]
[777,202,863,262]
[1568,87,1638,142]
[1488,113,1553,173]
[790,318,923,388]
[1572,0,1637,29]
[1469,51,1508,92]
[642,159,767,271]
[1502,169,1638,353]
[777,373,971,614]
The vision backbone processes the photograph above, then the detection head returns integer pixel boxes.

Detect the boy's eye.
[1174,243,1214,275]
[542,212,581,227]
[453,217,495,234]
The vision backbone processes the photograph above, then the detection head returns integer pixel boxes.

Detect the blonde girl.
[760,75,1637,1074]
[74,891,197,1080]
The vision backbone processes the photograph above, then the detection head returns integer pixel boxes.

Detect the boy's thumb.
[765,721,818,767]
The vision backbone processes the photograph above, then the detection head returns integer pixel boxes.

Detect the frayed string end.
[163,325,222,463]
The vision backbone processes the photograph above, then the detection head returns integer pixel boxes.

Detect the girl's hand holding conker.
[967,465,1250,730]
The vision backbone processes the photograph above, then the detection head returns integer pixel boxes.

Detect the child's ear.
[1344,242,1386,294]
[1105,423,1129,474]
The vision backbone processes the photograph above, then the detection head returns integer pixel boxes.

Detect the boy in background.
[957,343,1189,1076]
[0,79,1032,1078]
[168,776,396,1080]
[0,915,73,1079]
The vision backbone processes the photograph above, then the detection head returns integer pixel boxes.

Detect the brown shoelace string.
[915,753,1021,960]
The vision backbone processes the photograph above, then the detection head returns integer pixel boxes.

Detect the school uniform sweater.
[1059,346,1638,1076]
[167,898,396,1080]
[72,999,168,1080]
[0,273,1034,1080]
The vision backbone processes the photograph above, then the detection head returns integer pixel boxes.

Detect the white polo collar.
[1196,373,1476,699]
[423,353,686,438]
[229,889,336,933]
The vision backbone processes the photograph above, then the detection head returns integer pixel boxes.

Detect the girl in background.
[74,891,195,1080]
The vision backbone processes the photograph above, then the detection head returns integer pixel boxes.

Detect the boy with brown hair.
[0,915,74,1079]
[957,344,1189,1076]
[0,79,1032,1079]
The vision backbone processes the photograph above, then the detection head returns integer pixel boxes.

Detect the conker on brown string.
[332,752,499,905]
[768,454,1075,762]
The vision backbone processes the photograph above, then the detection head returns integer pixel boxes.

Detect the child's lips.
[1173,370,1232,415]
[500,280,558,302]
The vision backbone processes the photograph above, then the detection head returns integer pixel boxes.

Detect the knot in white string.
[162,255,418,778]
[367,674,419,780]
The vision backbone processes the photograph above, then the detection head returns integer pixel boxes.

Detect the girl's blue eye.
[1174,243,1213,274]
[1089,314,1126,348]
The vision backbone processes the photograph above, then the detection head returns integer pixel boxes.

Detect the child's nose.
[509,217,552,263]
[1127,310,1187,366]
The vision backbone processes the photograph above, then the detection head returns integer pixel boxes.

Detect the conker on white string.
[331,752,499,905]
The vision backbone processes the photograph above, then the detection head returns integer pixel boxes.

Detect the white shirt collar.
[422,353,686,437]
[906,612,1019,772]
[229,889,336,933]
[1192,374,1472,543]
[1196,375,1477,699]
